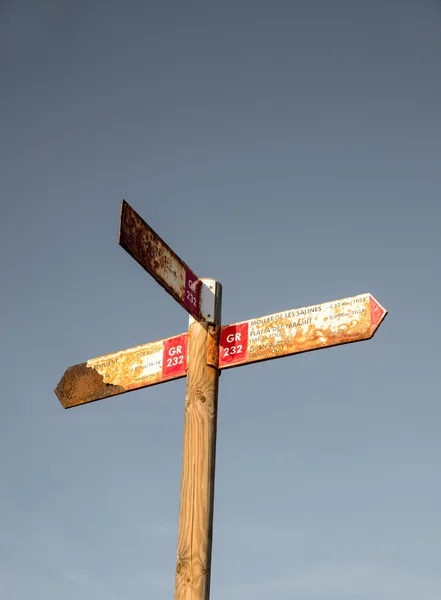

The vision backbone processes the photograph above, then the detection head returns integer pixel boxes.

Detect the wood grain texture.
[174,318,221,600]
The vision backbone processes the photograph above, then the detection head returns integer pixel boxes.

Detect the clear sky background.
[1,1,440,599]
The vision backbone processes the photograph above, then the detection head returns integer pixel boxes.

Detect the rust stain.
[247,296,371,364]
[248,313,367,362]
[119,200,199,316]
[55,333,189,408]
[55,363,126,408]
[88,340,164,391]
[206,324,220,368]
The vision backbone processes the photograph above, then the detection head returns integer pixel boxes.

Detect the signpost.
[55,200,387,600]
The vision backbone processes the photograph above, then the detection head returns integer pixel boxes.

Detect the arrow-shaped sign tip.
[369,295,387,336]
[55,364,126,409]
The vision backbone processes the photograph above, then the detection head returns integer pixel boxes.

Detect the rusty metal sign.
[119,200,201,319]
[219,293,387,369]
[55,333,188,408]
[55,293,387,408]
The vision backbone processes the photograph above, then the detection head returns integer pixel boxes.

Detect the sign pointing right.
[219,293,387,368]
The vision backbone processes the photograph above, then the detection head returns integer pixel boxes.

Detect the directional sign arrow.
[55,293,386,408]
[55,333,188,408]
[119,200,201,319]
[219,293,387,369]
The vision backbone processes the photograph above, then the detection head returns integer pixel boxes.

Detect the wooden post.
[174,280,222,600]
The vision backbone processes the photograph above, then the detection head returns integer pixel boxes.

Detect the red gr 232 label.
[184,269,200,318]
[162,334,188,377]
[219,323,249,367]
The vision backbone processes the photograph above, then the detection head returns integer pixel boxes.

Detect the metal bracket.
[198,279,222,324]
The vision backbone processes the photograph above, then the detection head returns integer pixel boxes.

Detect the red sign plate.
[162,334,188,377]
[219,323,249,366]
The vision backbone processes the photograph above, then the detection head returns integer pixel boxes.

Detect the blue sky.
[1,1,441,598]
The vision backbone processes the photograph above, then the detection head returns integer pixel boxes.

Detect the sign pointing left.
[55,333,188,408]
[119,200,201,319]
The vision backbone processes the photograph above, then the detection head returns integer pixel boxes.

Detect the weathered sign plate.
[119,200,200,319]
[55,293,387,408]
[55,333,188,408]
[219,293,387,369]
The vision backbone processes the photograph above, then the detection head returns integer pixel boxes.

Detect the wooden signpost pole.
[175,279,222,600]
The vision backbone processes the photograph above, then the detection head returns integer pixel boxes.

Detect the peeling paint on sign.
[119,200,200,319]
[55,334,188,408]
[219,293,387,369]
[55,293,387,409]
